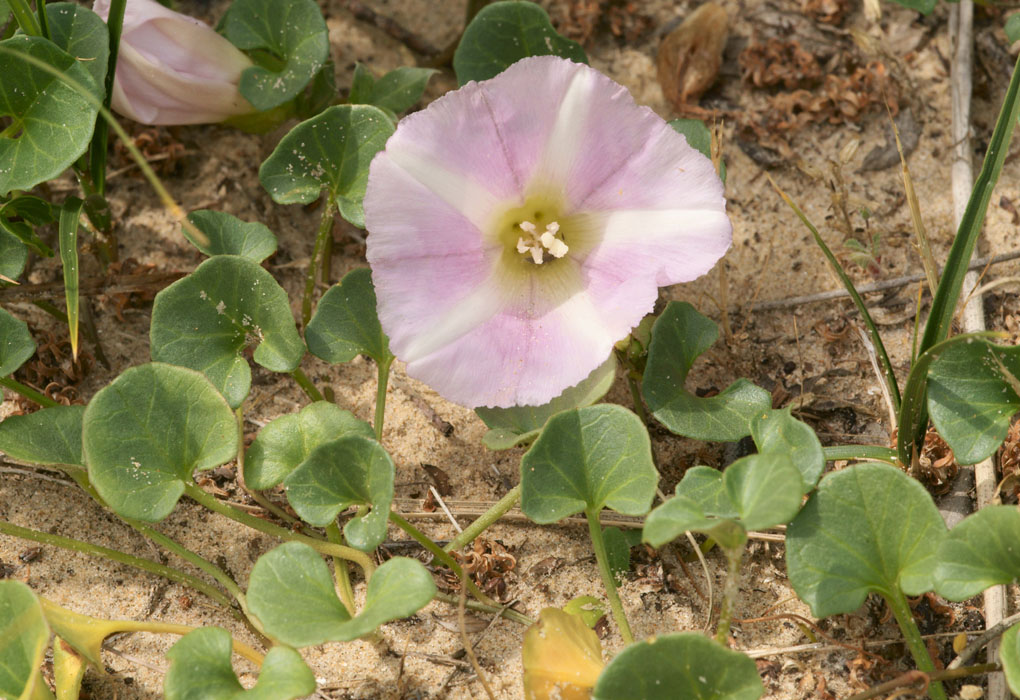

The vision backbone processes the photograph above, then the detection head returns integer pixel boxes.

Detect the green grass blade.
[769,175,901,412]
[58,196,83,360]
[919,54,1020,356]
[903,54,1020,457]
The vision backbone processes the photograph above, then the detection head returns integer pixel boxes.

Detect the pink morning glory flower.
[94,0,255,125]
[364,56,732,409]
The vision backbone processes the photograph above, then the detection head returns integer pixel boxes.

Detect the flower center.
[515,220,568,264]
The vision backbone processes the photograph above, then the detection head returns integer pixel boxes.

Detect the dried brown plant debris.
[762,61,898,131]
[739,38,823,90]
[546,0,602,44]
[916,426,958,494]
[13,330,92,408]
[442,538,517,602]
[111,125,189,176]
[801,0,851,25]
[656,2,729,110]
[996,418,1020,502]
[546,0,652,45]
[605,2,653,41]
[105,258,159,321]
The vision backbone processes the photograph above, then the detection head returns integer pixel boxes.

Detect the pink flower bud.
[93,0,255,125]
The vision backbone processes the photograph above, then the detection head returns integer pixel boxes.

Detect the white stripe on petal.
[386,148,504,231]
[575,207,732,286]
[399,271,506,363]
[529,67,596,188]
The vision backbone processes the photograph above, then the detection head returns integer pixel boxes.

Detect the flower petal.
[95,0,254,125]
[573,207,733,289]
[113,43,252,125]
[365,156,496,357]
[406,284,617,409]
[365,56,732,408]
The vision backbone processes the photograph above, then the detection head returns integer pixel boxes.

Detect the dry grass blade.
[889,102,938,296]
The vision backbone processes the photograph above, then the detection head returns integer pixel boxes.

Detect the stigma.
[515,220,568,264]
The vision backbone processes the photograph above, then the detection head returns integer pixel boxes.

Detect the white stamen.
[516,220,568,264]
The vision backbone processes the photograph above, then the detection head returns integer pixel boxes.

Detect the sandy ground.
[2,0,1020,697]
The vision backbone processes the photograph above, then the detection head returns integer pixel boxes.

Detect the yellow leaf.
[523,608,604,700]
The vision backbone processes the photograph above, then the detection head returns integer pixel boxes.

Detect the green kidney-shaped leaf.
[520,404,658,523]
[643,494,723,548]
[935,505,1020,601]
[927,339,1020,465]
[220,0,328,111]
[305,268,390,364]
[786,463,947,617]
[283,435,394,550]
[247,543,435,647]
[348,64,436,115]
[45,3,109,92]
[1,195,55,258]
[185,210,277,263]
[0,227,27,279]
[259,105,394,228]
[0,405,84,468]
[83,363,238,521]
[643,302,771,442]
[1007,14,1020,45]
[1001,623,1020,698]
[750,408,824,489]
[643,454,804,547]
[723,453,804,530]
[453,1,587,85]
[477,355,617,450]
[0,35,99,195]
[0,581,52,700]
[593,633,763,700]
[150,255,305,408]
[245,401,373,489]
[165,627,315,700]
[674,466,737,518]
[0,307,34,376]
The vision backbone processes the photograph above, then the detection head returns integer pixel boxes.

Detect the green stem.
[326,523,356,616]
[125,520,246,609]
[291,368,323,403]
[233,410,303,528]
[433,591,534,626]
[0,519,236,614]
[321,231,333,285]
[388,511,500,607]
[0,376,59,408]
[886,588,947,700]
[7,0,41,36]
[374,355,392,442]
[443,485,520,553]
[822,445,900,465]
[714,545,744,645]
[183,483,376,579]
[586,509,633,644]
[626,371,649,425]
[303,204,335,327]
[35,0,48,40]
[89,0,125,199]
